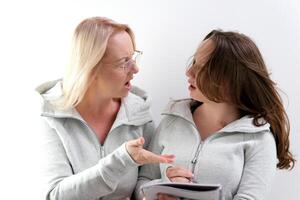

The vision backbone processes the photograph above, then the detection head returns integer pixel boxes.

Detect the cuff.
[160,163,174,182]
[97,143,139,184]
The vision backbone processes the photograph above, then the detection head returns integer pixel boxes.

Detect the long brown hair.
[195,30,295,169]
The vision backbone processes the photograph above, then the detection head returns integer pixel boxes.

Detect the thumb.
[128,137,145,147]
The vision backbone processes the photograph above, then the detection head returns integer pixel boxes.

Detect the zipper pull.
[100,146,105,158]
[191,157,197,164]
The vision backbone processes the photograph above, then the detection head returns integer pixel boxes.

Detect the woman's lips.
[125,81,131,89]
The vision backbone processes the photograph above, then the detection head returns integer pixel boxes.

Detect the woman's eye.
[118,58,129,65]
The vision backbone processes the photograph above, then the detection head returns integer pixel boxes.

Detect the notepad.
[141,182,222,200]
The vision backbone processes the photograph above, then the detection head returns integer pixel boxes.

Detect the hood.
[162,98,270,134]
[35,79,152,126]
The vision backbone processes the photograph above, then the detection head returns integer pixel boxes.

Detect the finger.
[141,150,175,164]
[127,137,145,147]
[167,167,193,178]
[157,193,177,200]
[168,169,193,178]
[161,154,176,159]
[170,176,191,183]
[160,154,176,162]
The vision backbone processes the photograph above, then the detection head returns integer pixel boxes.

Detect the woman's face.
[186,39,215,102]
[92,31,139,98]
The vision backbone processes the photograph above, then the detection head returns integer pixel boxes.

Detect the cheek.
[100,70,126,85]
[192,88,209,102]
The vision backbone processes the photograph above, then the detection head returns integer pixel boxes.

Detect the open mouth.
[125,81,131,88]
[188,84,197,90]
[188,79,196,90]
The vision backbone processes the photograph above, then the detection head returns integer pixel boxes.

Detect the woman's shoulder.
[160,98,194,124]
[162,98,191,114]
[35,79,62,111]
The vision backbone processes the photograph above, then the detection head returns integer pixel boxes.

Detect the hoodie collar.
[162,98,270,134]
[36,80,152,127]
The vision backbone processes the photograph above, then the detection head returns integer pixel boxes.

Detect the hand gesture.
[126,137,175,165]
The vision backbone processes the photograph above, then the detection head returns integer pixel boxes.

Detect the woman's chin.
[120,88,130,97]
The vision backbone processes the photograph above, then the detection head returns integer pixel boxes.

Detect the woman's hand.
[126,137,175,165]
[157,193,178,200]
[166,166,194,183]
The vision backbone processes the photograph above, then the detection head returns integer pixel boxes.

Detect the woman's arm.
[41,120,138,200]
[233,131,277,200]
[134,117,176,200]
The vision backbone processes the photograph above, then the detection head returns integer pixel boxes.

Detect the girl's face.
[186,39,215,102]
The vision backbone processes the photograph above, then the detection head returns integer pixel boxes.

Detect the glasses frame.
[106,50,143,73]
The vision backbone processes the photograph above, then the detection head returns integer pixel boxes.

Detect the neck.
[194,101,241,128]
[76,87,120,118]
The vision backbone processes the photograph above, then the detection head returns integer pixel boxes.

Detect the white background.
[0,0,299,199]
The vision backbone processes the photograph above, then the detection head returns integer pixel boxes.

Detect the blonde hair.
[55,17,135,110]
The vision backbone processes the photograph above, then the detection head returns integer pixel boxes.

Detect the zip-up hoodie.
[36,79,154,200]
[136,99,277,200]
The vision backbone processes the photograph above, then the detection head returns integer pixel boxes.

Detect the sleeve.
[142,121,155,150]
[134,117,172,200]
[41,119,138,200]
[233,131,277,200]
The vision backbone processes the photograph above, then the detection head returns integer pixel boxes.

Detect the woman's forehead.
[103,31,134,62]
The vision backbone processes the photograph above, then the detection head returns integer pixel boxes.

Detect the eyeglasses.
[109,50,143,72]
[186,56,205,74]
[186,56,196,72]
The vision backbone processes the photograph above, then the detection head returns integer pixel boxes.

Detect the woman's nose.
[131,63,139,74]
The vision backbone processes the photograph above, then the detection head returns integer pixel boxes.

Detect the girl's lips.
[188,84,196,90]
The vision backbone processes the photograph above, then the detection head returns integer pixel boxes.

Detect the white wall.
[0,0,299,199]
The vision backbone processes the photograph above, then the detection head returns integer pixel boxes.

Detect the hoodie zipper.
[191,140,204,178]
[99,145,105,158]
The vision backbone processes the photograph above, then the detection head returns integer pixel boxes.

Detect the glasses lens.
[122,59,135,72]
[186,56,195,71]
[133,50,142,64]
[122,50,142,72]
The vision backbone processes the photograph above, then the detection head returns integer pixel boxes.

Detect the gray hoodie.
[36,80,154,200]
[136,99,277,200]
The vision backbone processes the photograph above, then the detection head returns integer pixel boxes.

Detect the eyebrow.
[114,56,130,64]
[114,51,135,63]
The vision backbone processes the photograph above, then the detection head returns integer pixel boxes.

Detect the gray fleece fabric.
[135,99,277,200]
[36,79,154,200]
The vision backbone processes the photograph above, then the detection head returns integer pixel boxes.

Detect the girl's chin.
[189,91,203,102]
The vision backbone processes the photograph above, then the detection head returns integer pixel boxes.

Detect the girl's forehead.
[195,39,215,63]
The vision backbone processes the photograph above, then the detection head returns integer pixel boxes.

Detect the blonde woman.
[36,17,174,200]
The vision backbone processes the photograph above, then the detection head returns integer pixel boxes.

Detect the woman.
[36,17,174,200]
[136,30,295,200]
